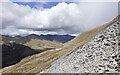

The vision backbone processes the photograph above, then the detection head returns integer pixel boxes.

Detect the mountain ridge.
[8,34,75,44]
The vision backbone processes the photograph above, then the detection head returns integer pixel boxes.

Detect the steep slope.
[1,16,118,73]
[1,35,38,68]
[65,15,118,47]
[41,22,119,73]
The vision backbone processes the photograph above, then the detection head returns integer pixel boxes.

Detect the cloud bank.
[1,1,118,36]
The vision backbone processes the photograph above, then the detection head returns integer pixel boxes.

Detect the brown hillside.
[24,39,63,51]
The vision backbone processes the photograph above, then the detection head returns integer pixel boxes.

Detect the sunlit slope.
[0,35,11,46]
[24,39,63,51]
[1,15,118,73]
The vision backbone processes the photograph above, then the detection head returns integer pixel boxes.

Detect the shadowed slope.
[1,35,38,68]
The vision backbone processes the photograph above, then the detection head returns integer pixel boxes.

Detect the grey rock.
[39,22,120,73]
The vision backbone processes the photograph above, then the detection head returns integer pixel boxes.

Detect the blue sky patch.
[13,2,73,9]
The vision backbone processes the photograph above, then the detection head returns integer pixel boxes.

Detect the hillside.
[1,35,64,68]
[1,16,118,73]
[1,35,38,68]
[10,34,42,44]
[10,34,64,52]
[41,21,119,73]
[24,39,63,51]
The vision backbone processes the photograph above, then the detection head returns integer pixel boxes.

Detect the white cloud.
[1,1,118,36]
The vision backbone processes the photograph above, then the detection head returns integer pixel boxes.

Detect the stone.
[40,22,120,73]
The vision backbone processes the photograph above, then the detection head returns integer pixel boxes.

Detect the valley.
[1,34,74,69]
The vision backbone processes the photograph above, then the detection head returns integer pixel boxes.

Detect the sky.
[1,0,119,36]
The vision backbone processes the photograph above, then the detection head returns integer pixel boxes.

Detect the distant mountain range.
[40,34,75,43]
[10,34,43,44]
[3,34,75,44]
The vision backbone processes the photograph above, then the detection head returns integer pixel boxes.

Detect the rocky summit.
[40,22,120,73]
